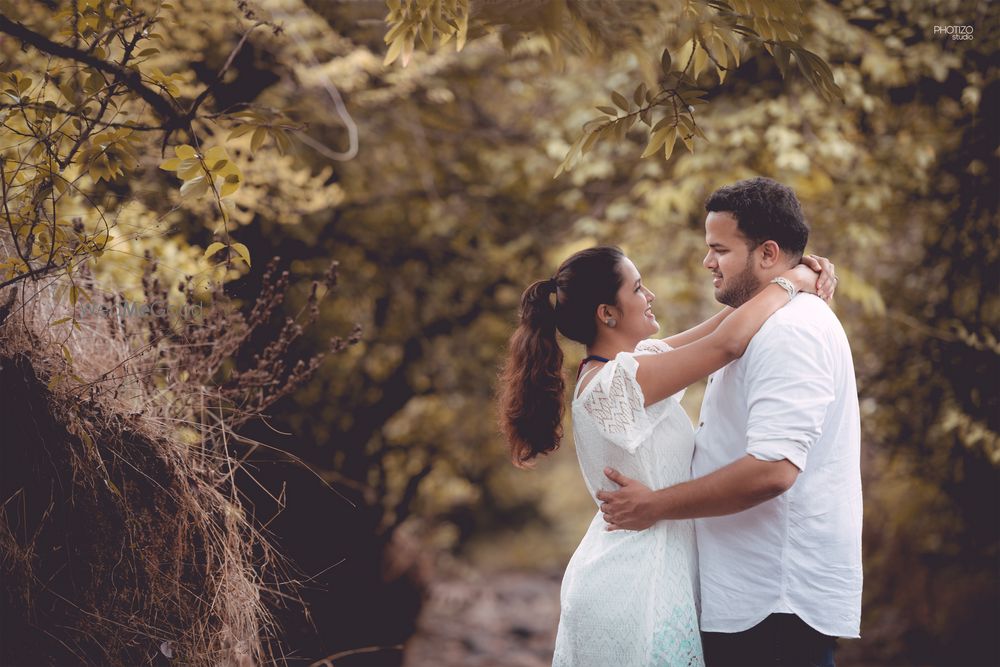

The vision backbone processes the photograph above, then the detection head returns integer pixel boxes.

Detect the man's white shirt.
[692,293,862,638]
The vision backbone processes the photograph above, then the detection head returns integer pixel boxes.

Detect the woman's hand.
[785,255,837,301]
[802,254,837,301]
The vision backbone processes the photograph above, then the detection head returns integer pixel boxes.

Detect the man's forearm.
[651,455,798,520]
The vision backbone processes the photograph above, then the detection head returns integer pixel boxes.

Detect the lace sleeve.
[635,338,673,355]
[580,352,654,454]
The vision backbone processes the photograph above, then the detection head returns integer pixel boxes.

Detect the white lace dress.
[552,339,704,667]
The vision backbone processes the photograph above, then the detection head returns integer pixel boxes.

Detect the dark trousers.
[701,613,837,667]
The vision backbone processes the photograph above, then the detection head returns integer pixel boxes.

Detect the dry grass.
[0,236,359,665]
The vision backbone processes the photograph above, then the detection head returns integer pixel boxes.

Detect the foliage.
[0,0,305,301]
[384,0,844,173]
[2,0,997,664]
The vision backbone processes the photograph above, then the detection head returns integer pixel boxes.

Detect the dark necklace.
[576,354,610,380]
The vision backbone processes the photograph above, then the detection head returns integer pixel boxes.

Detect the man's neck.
[747,265,795,301]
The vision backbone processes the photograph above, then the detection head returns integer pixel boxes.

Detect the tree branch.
[0,14,182,128]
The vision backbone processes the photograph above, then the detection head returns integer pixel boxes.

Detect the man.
[597,177,862,666]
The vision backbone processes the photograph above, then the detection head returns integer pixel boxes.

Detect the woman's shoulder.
[571,339,671,404]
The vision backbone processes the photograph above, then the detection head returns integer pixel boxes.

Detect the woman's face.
[606,257,659,340]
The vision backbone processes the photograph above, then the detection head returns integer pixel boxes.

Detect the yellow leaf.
[274,130,291,155]
[384,36,404,67]
[401,35,415,68]
[180,176,208,199]
[175,144,197,159]
[251,127,267,153]
[228,125,255,140]
[159,157,181,171]
[641,125,672,158]
[456,11,468,51]
[219,174,240,197]
[177,158,202,180]
[204,146,227,163]
[204,242,226,259]
[694,43,708,78]
[47,374,64,391]
[663,127,677,160]
[230,242,251,267]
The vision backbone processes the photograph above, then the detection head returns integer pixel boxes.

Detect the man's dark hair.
[705,177,809,260]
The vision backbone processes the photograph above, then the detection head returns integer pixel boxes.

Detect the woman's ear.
[594,303,615,323]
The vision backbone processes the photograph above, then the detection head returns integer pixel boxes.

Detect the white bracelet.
[770,276,798,301]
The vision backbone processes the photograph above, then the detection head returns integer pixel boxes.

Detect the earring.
[605,318,617,328]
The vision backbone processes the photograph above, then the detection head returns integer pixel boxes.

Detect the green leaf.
[596,105,618,116]
[230,242,251,267]
[611,90,630,111]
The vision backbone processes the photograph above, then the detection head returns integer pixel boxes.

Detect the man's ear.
[757,240,782,269]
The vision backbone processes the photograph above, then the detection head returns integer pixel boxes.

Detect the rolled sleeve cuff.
[747,439,808,472]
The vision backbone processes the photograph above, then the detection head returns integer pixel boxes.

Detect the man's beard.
[716,257,762,307]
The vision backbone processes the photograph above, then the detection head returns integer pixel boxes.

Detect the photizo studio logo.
[934,24,974,40]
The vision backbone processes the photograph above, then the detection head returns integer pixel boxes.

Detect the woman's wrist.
[781,267,812,293]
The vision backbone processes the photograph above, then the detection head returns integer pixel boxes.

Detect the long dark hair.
[497,246,625,467]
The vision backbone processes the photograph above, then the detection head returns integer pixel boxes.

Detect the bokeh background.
[1,0,996,665]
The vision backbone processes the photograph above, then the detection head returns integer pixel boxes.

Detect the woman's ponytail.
[497,278,565,467]
[496,246,625,468]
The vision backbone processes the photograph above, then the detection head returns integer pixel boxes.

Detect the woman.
[496,246,835,666]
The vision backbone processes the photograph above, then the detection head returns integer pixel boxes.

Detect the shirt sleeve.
[580,351,654,454]
[743,322,835,472]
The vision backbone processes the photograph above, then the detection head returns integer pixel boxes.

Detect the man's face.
[703,211,762,307]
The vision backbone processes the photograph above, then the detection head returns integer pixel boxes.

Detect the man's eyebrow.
[708,242,727,249]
